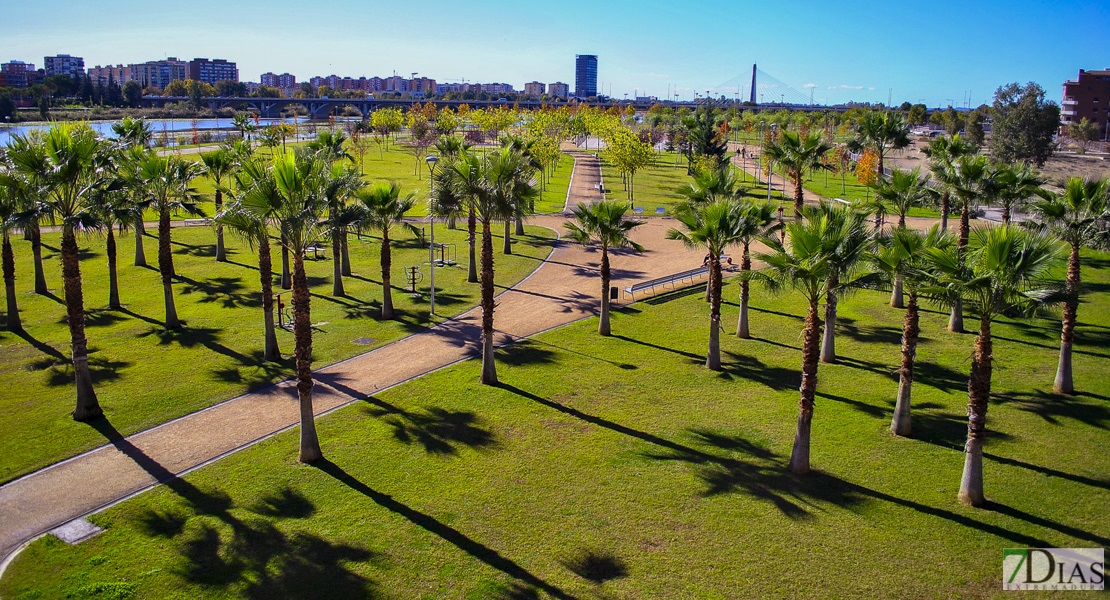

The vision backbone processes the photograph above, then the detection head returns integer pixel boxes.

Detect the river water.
[0,117,309,147]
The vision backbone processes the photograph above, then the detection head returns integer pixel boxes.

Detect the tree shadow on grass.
[720,351,797,390]
[42,348,131,387]
[748,305,805,321]
[915,361,967,394]
[139,325,250,364]
[641,285,706,305]
[610,333,702,361]
[360,395,498,456]
[55,308,128,329]
[177,275,258,309]
[313,458,571,600]
[994,389,1110,430]
[85,415,378,598]
[512,337,638,370]
[9,328,67,361]
[170,240,225,258]
[835,316,903,346]
[561,548,628,584]
[496,339,559,367]
[210,350,293,391]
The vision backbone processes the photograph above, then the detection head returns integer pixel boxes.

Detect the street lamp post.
[757,120,765,181]
[767,123,778,201]
[425,155,439,316]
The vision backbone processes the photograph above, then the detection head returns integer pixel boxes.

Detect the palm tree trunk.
[107,228,121,310]
[62,228,101,421]
[790,299,820,474]
[706,255,722,370]
[1001,205,1011,226]
[331,228,344,296]
[31,223,48,294]
[599,246,611,336]
[447,215,456,230]
[515,214,524,236]
[950,222,968,333]
[340,228,352,277]
[891,292,919,436]
[480,220,497,385]
[939,191,949,233]
[280,232,291,290]
[890,275,904,308]
[737,243,751,338]
[959,314,992,506]
[258,235,280,361]
[134,216,147,267]
[820,277,838,364]
[467,206,478,283]
[3,232,21,331]
[503,220,512,255]
[215,189,226,262]
[380,232,394,320]
[793,171,804,219]
[158,208,180,328]
[292,253,323,463]
[1055,243,1080,394]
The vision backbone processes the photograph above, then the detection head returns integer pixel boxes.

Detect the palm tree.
[3,133,51,294]
[318,163,362,296]
[114,146,153,268]
[138,154,204,328]
[440,148,537,384]
[356,182,418,319]
[764,131,832,219]
[923,226,1062,505]
[241,151,329,462]
[199,147,238,262]
[749,217,836,474]
[675,165,746,207]
[871,225,954,436]
[88,167,133,310]
[923,134,974,233]
[1030,177,1109,394]
[20,124,105,420]
[733,201,780,338]
[111,116,153,149]
[564,200,644,336]
[872,167,934,307]
[219,158,282,361]
[848,111,911,178]
[668,200,745,370]
[804,202,873,364]
[992,162,1047,225]
[945,154,992,333]
[306,129,353,164]
[0,182,22,330]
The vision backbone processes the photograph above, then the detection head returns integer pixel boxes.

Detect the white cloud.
[803,83,817,88]
[829,84,864,90]
[868,87,877,91]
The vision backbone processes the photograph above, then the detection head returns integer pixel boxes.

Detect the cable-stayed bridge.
[707,64,816,106]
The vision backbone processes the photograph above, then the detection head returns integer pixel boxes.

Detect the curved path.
[0,152,702,569]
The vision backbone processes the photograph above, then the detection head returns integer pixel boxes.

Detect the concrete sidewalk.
[0,154,702,569]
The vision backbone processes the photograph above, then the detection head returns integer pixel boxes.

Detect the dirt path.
[0,156,701,569]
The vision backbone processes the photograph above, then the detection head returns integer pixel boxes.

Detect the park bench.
[182,218,210,227]
[654,207,666,217]
[633,206,645,217]
[304,245,327,260]
[623,266,709,300]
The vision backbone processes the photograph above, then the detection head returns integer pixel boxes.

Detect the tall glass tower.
[575,55,597,98]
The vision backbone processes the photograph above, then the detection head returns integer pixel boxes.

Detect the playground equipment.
[430,242,457,266]
[405,265,423,298]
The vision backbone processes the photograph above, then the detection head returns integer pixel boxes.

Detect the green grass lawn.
[4,248,1106,598]
[600,151,788,215]
[0,223,555,483]
[164,144,573,220]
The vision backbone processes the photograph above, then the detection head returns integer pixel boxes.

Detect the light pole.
[757,120,765,181]
[767,123,777,201]
[425,154,439,316]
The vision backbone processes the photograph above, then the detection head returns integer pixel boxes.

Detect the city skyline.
[3,0,1108,106]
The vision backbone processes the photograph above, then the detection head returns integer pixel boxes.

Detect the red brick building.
[1062,69,1110,140]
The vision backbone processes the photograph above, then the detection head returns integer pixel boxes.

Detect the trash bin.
[610,286,618,300]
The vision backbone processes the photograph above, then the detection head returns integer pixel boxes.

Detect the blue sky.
[3,0,1107,107]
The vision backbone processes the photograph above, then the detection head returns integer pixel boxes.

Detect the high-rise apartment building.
[575,54,597,98]
[547,82,569,99]
[1,61,36,88]
[524,81,545,98]
[87,64,133,86]
[261,72,296,89]
[44,54,85,78]
[130,58,187,90]
[188,58,238,84]
[1062,68,1110,140]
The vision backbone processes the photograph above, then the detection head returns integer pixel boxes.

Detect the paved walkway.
[0,153,702,567]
